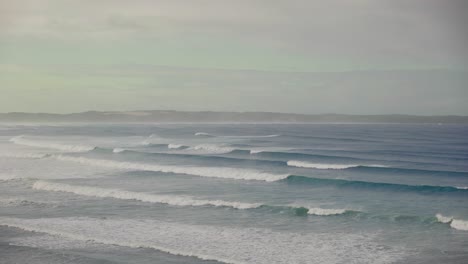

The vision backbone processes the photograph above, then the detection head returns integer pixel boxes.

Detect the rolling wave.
[285,175,468,194]
[185,144,236,154]
[306,207,349,216]
[168,144,184,149]
[0,217,400,264]
[10,136,95,152]
[194,132,215,137]
[435,214,468,231]
[32,181,260,209]
[195,132,279,138]
[287,161,386,169]
[0,153,49,159]
[53,155,288,182]
[287,160,468,177]
[32,180,355,216]
[112,148,126,153]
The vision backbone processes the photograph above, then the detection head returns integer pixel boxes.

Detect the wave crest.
[436,214,468,231]
[307,207,349,216]
[53,155,288,182]
[186,144,235,154]
[195,132,279,138]
[287,161,386,170]
[168,144,184,149]
[33,181,260,209]
[10,136,95,152]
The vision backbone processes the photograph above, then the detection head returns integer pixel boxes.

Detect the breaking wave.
[287,161,386,169]
[0,153,49,159]
[32,181,260,209]
[168,144,184,149]
[435,214,468,231]
[32,180,356,216]
[185,144,235,154]
[307,207,349,216]
[195,132,279,138]
[194,132,214,137]
[53,155,288,182]
[112,148,126,153]
[0,217,401,264]
[10,136,95,152]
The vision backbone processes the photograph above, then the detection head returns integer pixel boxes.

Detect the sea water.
[0,123,467,263]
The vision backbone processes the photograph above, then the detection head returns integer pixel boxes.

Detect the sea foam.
[10,136,95,152]
[167,144,184,149]
[0,217,402,264]
[32,181,260,209]
[435,214,468,231]
[287,161,386,170]
[186,144,235,154]
[306,207,349,216]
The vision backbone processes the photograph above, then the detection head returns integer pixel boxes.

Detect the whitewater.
[1,123,467,264]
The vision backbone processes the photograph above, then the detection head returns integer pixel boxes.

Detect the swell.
[285,175,468,194]
[98,147,287,167]
[250,150,371,162]
[32,181,260,209]
[348,166,468,177]
[51,155,468,192]
[286,160,468,176]
[33,180,358,216]
[53,155,288,182]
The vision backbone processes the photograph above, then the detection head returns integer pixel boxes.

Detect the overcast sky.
[1,0,467,114]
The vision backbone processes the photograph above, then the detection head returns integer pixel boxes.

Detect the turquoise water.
[1,123,467,263]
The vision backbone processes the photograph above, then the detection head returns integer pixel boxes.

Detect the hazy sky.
[1,0,467,114]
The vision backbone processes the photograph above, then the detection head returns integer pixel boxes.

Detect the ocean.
[0,123,467,264]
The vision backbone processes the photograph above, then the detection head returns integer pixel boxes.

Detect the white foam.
[451,219,468,231]
[112,148,126,153]
[307,207,349,216]
[168,144,184,149]
[249,147,292,154]
[195,132,279,138]
[435,214,468,231]
[0,217,403,264]
[287,161,358,169]
[187,144,235,154]
[287,161,387,170]
[194,132,213,137]
[53,155,288,182]
[455,186,468,190]
[8,234,103,250]
[221,134,279,138]
[32,181,260,209]
[10,136,95,152]
[435,213,453,223]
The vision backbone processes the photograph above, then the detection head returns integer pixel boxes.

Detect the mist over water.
[1,123,468,263]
